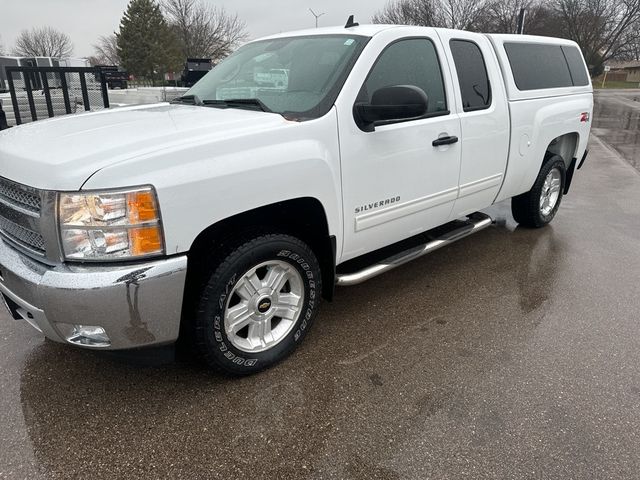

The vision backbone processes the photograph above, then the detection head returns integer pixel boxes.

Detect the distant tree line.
[373,0,640,75]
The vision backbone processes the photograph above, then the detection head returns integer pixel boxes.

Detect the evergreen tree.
[116,0,182,82]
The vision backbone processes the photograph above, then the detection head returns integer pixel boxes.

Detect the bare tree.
[12,26,73,58]
[441,0,490,29]
[554,0,640,73]
[0,35,5,55]
[372,0,443,26]
[373,0,488,29]
[472,0,551,33]
[92,34,120,65]
[628,21,640,60]
[162,0,248,61]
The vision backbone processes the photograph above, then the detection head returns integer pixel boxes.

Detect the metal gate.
[3,66,110,126]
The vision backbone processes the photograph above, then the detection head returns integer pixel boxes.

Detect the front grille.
[0,216,46,252]
[0,178,41,213]
[0,177,45,255]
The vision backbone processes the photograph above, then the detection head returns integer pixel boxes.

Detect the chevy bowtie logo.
[257,299,272,313]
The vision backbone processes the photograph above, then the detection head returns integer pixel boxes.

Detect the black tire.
[192,234,322,375]
[511,154,566,228]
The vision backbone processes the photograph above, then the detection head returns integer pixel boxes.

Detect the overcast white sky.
[0,0,389,57]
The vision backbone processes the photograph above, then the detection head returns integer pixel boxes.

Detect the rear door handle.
[432,136,459,147]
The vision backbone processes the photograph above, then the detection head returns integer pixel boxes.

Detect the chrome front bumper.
[0,238,187,349]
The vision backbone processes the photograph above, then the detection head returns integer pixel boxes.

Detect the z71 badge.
[355,196,401,214]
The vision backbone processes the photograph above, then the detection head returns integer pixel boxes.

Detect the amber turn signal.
[130,226,164,256]
[127,190,160,223]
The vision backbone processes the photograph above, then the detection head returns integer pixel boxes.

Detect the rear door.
[335,30,462,262]
[436,30,510,217]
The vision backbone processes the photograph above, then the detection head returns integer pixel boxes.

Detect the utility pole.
[309,8,326,28]
[516,8,526,34]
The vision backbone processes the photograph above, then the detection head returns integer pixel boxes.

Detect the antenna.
[345,15,359,28]
[309,8,326,28]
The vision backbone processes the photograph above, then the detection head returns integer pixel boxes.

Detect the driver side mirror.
[354,85,429,132]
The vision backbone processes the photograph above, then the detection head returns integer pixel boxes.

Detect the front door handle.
[432,135,459,147]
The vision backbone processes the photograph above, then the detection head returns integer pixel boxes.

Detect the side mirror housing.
[354,85,429,132]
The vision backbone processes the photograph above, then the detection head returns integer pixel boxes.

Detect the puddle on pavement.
[593,92,640,171]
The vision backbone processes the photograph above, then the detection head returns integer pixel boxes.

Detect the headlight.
[59,186,165,261]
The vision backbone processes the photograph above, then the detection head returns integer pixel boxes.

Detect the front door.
[337,34,462,261]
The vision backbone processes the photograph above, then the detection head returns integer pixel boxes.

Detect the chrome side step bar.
[335,212,493,286]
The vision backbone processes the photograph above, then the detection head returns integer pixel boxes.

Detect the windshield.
[185,34,368,120]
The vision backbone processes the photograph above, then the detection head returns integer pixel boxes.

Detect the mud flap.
[564,157,577,195]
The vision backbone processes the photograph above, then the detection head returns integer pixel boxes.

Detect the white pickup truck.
[0,23,592,374]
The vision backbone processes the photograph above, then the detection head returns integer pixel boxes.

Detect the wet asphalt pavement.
[593,90,640,172]
[2,91,640,479]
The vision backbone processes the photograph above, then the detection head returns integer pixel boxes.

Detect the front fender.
[83,110,343,258]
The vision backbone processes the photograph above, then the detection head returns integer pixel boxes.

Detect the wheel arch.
[545,132,579,168]
[185,197,336,304]
[544,132,580,194]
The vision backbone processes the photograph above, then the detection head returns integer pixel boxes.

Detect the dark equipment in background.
[181,58,213,87]
[5,65,110,126]
[95,65,129,89]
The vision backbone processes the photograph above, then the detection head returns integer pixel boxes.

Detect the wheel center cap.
[257,297,272,314]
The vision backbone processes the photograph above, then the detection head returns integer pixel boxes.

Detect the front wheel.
[511,155,566,228]
[192,234,322,375]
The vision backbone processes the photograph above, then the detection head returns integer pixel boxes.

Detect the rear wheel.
[191,234,321,375]
[512,155,566,228]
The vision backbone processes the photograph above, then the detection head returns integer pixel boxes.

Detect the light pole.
[309,8,326,28]
[516,8,526,34]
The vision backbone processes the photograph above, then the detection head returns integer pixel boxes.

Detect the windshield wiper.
[172,94,204,106]
[202,98,272,113]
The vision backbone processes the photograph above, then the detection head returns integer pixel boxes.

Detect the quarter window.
[450,40,491,111]
[359,39,447,115]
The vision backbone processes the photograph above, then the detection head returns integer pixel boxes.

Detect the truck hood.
[0,103,289,190]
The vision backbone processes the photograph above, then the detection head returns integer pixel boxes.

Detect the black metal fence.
[4,66,110,127]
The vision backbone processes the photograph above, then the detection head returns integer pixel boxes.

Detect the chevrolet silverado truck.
[0,22,592,375]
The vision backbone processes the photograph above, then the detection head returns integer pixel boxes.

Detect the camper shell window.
[504,42,589,91]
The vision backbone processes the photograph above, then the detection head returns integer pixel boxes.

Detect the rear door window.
[450,39,491,111]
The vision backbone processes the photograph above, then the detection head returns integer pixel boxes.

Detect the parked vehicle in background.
[59,58,91,68]
[96,66,129,89]
[0,57,23,92]
[0,23,592,375]
[181,58,213,87]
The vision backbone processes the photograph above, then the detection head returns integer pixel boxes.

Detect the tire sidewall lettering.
[212,247,318,366]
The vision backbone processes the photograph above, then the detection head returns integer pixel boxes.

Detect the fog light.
[66,325,111,348]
